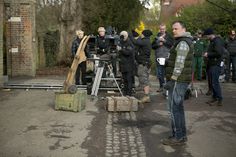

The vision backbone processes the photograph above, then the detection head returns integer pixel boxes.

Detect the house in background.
[159,0,205,23]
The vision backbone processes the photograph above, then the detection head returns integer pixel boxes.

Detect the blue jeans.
[226,56,236,81]
[210,65,223,100]
[167,82,188,140]
[156,63,166,88]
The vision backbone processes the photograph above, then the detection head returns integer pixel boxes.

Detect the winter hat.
[132,29,139,37]
[120,31,128,41]
[142,29,153,37]
[203,28,214,35]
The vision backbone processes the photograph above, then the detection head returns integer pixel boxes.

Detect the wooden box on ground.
[106,96,138,112]
[55,90,87,112]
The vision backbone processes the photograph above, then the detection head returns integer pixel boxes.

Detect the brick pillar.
[0,0,3,86]
[4,0,36,77]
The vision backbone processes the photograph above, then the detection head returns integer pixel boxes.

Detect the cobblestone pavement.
[105,113,147,157]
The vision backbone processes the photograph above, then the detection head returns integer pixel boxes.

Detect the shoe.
[206,90,212,96]
[161,137,186,146]
[217,100,223,106]
[156,88,163,92]
[206,98,218,106]
[139,96,151,103]
[168,135,188,142]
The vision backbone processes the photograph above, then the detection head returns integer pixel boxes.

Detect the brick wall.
[4,0,36,77]
[160,0,204,23]
[0,0,3,86]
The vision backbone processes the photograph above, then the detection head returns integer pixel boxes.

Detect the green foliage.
[135,21,145,35]
[141,0,161,32]
[36,5,61,35]
[36,3,62,67]
[82,0,144,33]
[166,0,236,37]
[43,31,60,67]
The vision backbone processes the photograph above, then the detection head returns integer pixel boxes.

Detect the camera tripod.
[91,60,123,96]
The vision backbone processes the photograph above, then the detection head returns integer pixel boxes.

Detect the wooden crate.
[106,96,138,112]
[55,90,87,112]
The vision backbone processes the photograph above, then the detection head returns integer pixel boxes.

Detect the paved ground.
[0,76,236,157]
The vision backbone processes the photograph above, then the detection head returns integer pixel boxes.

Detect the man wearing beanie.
[162,21,193,146]
[118,31,135,96]
[130,29,153,103]
[203,28,224,106]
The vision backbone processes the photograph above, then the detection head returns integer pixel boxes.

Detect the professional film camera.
[85,34,122,95]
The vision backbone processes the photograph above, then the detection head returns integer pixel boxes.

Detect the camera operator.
[117,31,135,96]
[96,27,111,60]
[96,26,120,77]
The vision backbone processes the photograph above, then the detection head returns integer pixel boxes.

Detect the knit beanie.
[142,29,153,37]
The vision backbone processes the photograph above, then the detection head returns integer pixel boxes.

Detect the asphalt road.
[0,77,236,157]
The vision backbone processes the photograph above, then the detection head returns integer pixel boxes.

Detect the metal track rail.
[3,84,87,90]
[3,83,120,91]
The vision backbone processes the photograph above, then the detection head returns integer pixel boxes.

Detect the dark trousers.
[210,65,223,100]
[122,71,133,96]
[206,65,212,92]
[156,63,166,88]
[75,61,87,85]
[226,56,236,81]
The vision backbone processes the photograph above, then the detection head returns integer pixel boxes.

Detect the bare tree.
[57,0,83,63]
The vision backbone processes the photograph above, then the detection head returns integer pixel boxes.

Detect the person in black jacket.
[118,31,135,96]
[96,27,110,58]
[203,28,223,106]
[130,29,153,103]
[71,30,90,85]
[152,24,173,92]
[225,30,236,82]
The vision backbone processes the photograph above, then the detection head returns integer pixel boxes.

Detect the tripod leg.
[107,64,123,96]
[91,63,104,96]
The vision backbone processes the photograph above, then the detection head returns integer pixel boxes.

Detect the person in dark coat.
[130,29,153,103]
[71,30,90,85]
[118,31,135,96]
[225,30,236,82]
[96,27,110,57]
[203,28,223,106]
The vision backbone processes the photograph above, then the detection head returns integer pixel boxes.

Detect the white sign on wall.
[11,48,19,53]
[8,17,21,22]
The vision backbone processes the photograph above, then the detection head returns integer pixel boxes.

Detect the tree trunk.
[57,0,83,63]
[38,35,46,68]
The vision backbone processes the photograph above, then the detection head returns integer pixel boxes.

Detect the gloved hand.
[163,80,175,90]
[117,45,122,51]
